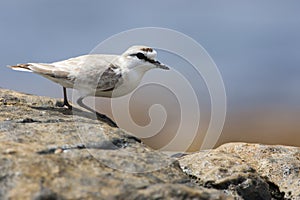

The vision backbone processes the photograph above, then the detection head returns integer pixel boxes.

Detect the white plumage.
[9,45,169,127]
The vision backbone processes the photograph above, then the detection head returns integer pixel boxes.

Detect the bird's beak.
[157,63,170,70]
[142,55,170,70]
[154,61,170,70]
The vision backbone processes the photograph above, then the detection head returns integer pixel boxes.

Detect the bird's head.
[121,45,169,71]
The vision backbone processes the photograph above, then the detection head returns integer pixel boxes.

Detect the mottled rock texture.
[0,88,230,200]
[180,143,300,200]
[1,88,299,200]
[218,143,300,200]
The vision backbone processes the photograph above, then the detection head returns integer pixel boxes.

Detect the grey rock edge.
[0,88,298,200]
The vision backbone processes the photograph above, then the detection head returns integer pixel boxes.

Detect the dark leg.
[62,87,72,109]
[76,97,118,128]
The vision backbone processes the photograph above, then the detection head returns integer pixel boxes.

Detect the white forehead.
[123,45,157,58]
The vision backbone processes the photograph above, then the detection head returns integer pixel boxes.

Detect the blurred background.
[1,1,300,151]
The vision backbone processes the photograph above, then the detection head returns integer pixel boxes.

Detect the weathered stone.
[0,88,231,200]
[2,88,299,200]
[218,143,300,199]
[179,143,300,200]
[121,183,232,200]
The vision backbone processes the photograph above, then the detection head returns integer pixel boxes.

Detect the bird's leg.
[57,87,73,109]
[76,97,118,128]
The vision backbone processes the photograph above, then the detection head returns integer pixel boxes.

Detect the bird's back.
[10,54,120,91]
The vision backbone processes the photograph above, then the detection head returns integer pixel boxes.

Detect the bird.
[9,45,170,127]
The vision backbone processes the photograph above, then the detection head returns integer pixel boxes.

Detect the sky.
[1,1,300,149]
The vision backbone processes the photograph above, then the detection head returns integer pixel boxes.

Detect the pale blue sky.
[1,0,300,111]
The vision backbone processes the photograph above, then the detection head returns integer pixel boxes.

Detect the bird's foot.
[56,100,73,110]
[64,101,73,110]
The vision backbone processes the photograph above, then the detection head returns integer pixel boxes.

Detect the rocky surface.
[0,88,231,200]
[1,88,299,200]
[180,143,300,200]
[218,143,300,200]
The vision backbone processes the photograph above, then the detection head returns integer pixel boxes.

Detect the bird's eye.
[136,53,145,59]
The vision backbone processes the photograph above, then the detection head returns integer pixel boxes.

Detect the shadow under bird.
[9,45,169,127]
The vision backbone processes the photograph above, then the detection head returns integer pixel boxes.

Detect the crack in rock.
[37,142,120,155]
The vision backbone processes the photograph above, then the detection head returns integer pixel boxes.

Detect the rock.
[122,184,232,200]
[2,88,299,200]
[218,143,300,199]
[0,88,231,200]
[179,143,299,200]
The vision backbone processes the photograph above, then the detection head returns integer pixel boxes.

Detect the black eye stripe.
[129,53,145,59]
[129,53,160,64]
[136,52,146,59]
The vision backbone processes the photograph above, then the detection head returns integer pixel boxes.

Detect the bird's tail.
[9,62,70,80]
[8,64,33,72]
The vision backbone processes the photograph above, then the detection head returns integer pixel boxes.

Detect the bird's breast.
[108,70,145,97]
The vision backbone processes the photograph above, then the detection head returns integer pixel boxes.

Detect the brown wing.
[97,65,122,91]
